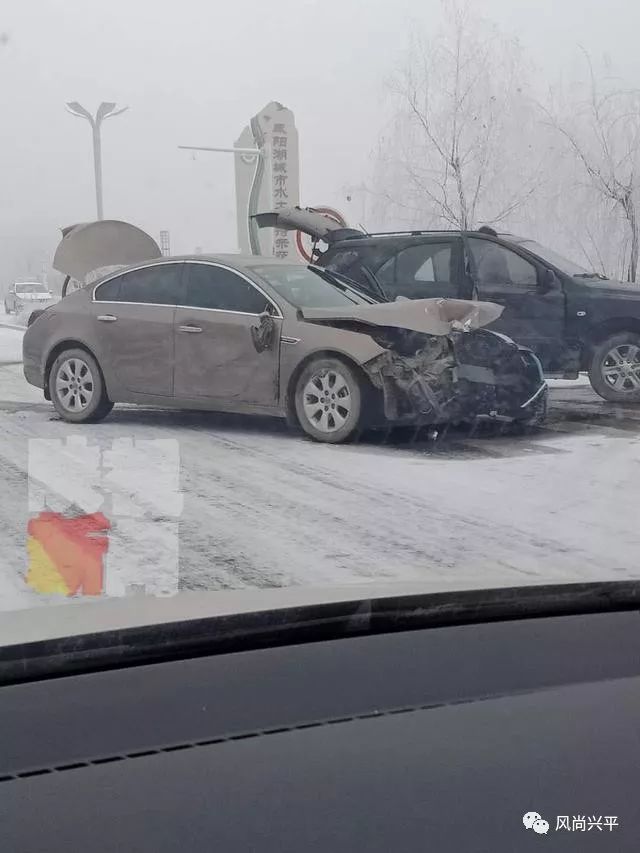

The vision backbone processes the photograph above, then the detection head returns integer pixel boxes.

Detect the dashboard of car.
[1,598,638,851]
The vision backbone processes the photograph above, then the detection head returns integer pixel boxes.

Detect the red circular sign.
[295,207,348,262]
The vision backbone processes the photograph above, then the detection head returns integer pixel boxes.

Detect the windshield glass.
[249,264,366,307]
[15,283,48,293]
[3,0,640,690]
[511,240,591,276]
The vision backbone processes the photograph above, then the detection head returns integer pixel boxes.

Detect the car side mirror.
[539,268,559,293]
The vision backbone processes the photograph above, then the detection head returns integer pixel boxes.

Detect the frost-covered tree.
[372,0,541,231]
[543,50,640,281]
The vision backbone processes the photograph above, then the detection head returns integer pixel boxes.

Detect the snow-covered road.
[1,316,639,611]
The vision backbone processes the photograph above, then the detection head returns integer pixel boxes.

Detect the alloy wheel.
[302,369,352,433]
[55,357,95,412]
[601,344,640,393]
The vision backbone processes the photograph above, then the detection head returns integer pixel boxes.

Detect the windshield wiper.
[313,268,378,303]
[316,264,388,302]
[359,265,388,301]
[574,272,609,280]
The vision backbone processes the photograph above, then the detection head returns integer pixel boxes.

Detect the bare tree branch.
[544,49,640,280]
[376,0,536,232]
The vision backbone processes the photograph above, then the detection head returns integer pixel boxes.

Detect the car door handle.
[97,314,118,322]
[179,324,202,333]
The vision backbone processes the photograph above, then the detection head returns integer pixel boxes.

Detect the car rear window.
[16,283,48,293]
[94,276,122,301]
[94,264,183,305]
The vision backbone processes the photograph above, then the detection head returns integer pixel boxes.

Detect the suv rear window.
[377,243,453,297]
[322,241,457,299]
[322,246,393,291]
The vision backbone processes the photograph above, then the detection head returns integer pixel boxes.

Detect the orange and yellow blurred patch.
[25,511,110,596]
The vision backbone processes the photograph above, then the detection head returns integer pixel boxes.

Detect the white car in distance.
[4,282,54,315]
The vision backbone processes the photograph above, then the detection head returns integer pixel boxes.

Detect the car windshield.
[511,239,592,277]
[248,264,367,307]
[15,283,48,293]
[3,0,640,720]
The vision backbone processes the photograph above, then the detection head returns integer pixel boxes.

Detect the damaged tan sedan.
[23,235,546,442]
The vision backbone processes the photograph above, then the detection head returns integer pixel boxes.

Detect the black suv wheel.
[589,332,640,403]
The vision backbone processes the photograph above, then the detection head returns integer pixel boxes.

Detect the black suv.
[256,208,640,404]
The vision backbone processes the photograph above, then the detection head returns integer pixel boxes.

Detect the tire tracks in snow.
[172,425,628,581]
[0,402,638,595]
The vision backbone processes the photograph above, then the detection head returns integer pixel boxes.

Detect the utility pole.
[66,101,128,220]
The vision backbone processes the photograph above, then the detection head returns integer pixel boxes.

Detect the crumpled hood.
[298,297,504,336]
[53,220,162,281]
[253,206,363,242]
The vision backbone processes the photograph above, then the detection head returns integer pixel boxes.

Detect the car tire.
[588,332,640,403]
[294,357,364,443]
[49,348,114,423]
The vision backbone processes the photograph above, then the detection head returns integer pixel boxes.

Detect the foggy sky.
[1,0,639,282]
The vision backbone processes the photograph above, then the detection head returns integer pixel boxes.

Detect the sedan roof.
[193,254,305,268]
[116,254,305,269]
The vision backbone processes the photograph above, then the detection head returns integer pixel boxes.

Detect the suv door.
[376,239,462,300]
[467,237,565,369]
[92,262,183,396]
[173,262,281,407]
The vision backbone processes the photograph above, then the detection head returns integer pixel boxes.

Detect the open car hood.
[53,220,162,281]
[299,297,504,336]
[253,206,363,243]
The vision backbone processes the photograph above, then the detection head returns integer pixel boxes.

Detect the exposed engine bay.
[363,326,545,424]
[297,299,547,426]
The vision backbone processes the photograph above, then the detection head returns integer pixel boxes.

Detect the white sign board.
[234,101,300,258]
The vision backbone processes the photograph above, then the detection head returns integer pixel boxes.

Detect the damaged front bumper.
[363,330,547,427]
[297,297,547,428]
[364,335,458,423]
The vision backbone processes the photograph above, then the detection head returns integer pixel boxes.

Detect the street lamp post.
[66,101,128,220]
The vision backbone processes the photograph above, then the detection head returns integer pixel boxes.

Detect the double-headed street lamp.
[66,101,128,220]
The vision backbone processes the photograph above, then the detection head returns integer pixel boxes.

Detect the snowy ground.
[1,311,639,611]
